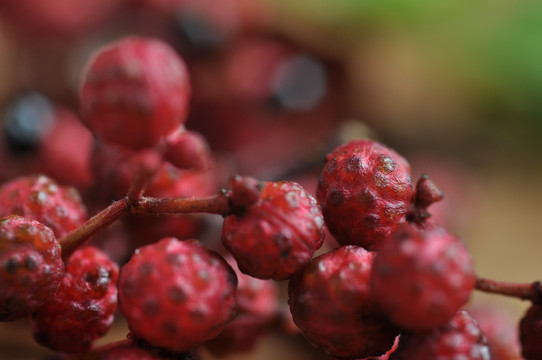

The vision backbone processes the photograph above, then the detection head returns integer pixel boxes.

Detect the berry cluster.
[0,4,540,360]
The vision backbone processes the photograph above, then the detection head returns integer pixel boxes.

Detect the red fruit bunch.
[32,246,119,353]
[371,224,476,331]
[0,215,63,321]
[0,174,87,238]
[288,245,399,359]
[118,238,237,352]
[79,36,191,149]
[390,310,490,360]
[317,139,412,250]
[222,175,325,280]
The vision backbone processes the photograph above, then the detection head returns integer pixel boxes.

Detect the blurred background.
[0,0,540,359]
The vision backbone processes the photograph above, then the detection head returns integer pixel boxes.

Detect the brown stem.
[59,192,231,261]
[60,198,129,261]
[475,276,542,303]
[131,193,231,216]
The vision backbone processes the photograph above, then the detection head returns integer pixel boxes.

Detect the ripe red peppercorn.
[32,246,119,353]
[0,215,63,321]
[288,245,399,359]
[371,225,476,331]
[222,176,325,280]
[118,238,237,352]
[79,37,191,149]
[317,139,412,250]
[0,175,87,238]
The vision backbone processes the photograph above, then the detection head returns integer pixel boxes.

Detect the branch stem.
[475,276,542,303]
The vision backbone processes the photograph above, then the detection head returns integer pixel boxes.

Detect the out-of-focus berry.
[371,225,475,331]
[80,37,191,149]
[288,246,399,359]
[390,310,490,360]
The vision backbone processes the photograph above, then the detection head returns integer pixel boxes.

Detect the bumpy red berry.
[371,225,476,331]
[205,255,278,356]
[288,246,399,359]
[118,238,237,352]
[317,139,412,250]
[222,176,325,280]
[519,303,542,360]
[390,310,490,360]
[32,246,119,353]
[0,215,63,321]
[163,128,211,170]
[79,37,191,149]
[0,175,87,238]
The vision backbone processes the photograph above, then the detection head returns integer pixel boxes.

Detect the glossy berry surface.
[0,215,63,321]
[0,175,87,238]
[519,303,542,360]
[317,139,412,250]
[222,176,325,280]
[371,225,475,331]
[118,238,237,352]
[390,310,490,360]
[80,37,191,149]
[32,246,119,353]
[288,245,399,359]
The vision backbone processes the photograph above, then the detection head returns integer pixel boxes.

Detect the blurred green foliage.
[275,0,542,130]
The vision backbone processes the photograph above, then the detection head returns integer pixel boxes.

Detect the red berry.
[317,139,413,250]
[0,175,87,238]
[371,225,476,331]
[79,37,191,149]
[32,246,119,353]
[288,246,399,359]
[0,215,63,321]
[390,310,490,360]
[519,303,542,360]
[118,238,237,352]
[222,176,325,280]
[163,128,211,170]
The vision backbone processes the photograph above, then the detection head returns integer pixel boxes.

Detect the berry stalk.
[59,192,231,260]
[475,277,542,303]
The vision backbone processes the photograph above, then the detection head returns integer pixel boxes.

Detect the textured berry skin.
[0,175,87,238]
[163,129,211,170]
[80,37,191,149]
[371,225,475,331]
[118,238,237,352]
[32,246,119,353]
[288,246,399,359]
[317,139,412,250]
[222,177,325,280]
[205,256,278,356]
[0,215,63,321]
[390,310,490,360]
[519,303,542,360]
